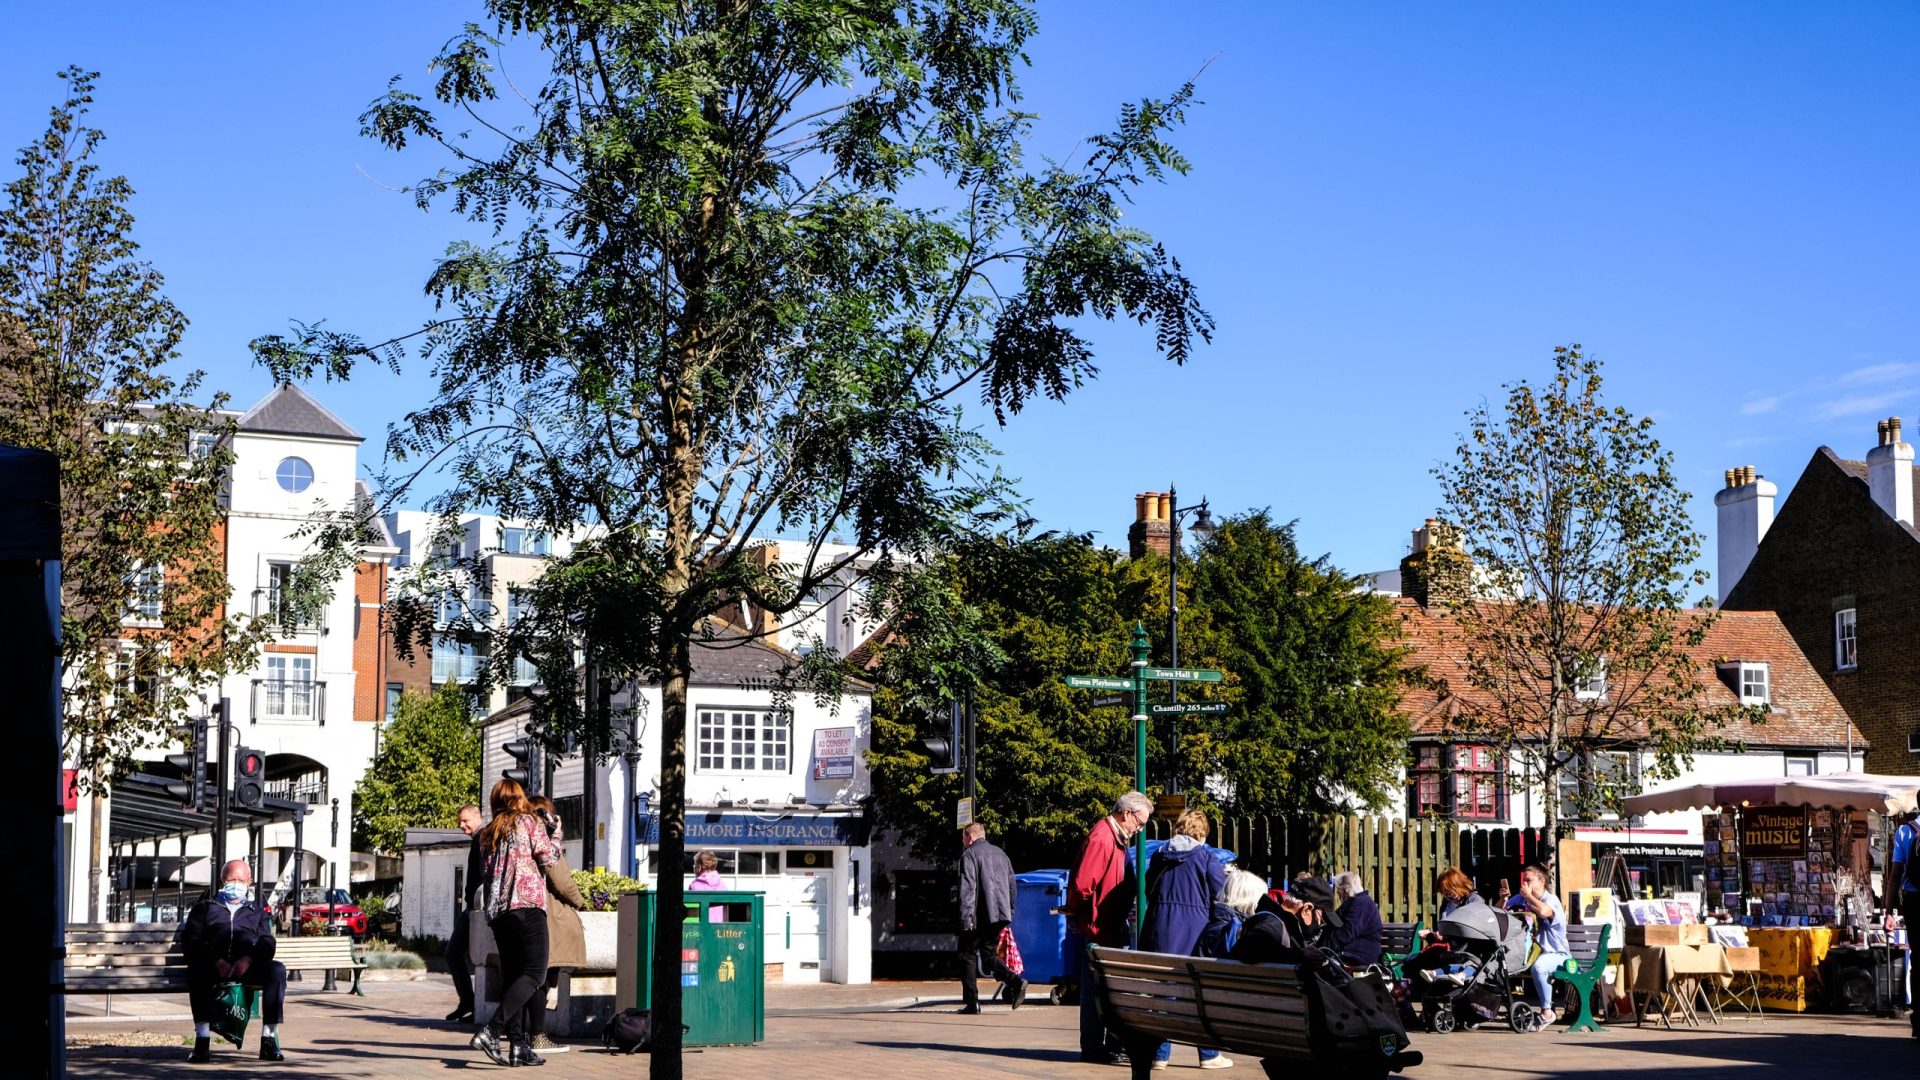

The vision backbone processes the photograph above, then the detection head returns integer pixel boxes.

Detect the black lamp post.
[1166,485,1215,794]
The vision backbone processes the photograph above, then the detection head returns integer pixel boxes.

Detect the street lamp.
[1166,485,1215,794]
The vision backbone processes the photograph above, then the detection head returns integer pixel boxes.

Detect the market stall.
[1618,771,1918,1015]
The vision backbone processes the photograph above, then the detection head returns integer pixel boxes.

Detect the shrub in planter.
[572,869,646,913]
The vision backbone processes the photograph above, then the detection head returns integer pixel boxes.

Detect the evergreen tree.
[353,687,481,854]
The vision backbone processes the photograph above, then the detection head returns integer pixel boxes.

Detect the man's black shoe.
[445,1007,475,1023]
[258,1036,285,1062]
[512,1040,547,1066]
[957,1003,982,1014]
[187,1037,212,1063]
[1007,978,1028,1010]
[470,1027,512,1068]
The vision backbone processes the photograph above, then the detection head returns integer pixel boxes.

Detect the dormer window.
[1573,657,1607,701]
[1738,662,1770,706]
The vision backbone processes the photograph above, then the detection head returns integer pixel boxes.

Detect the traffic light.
[233,745,265,809]
[164,716,209,810]
[914,700,963,774]
[503,738,539,793]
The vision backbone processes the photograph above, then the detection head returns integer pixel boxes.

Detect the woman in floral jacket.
[472,778,556,1067]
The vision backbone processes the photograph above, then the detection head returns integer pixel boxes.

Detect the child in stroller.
[1407,899,1550,1034]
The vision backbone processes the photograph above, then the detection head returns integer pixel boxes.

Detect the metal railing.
[251,679,327,724]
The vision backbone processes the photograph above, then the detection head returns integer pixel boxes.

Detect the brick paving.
[64,973,1915,1078]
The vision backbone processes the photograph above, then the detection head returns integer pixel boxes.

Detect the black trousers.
[527,967,569,1040]
[1903,893,1920,1028]
[958,923,1021,1006]
[189,960,287,1026]
[447,911,475,1012]
[489,908,549,1041]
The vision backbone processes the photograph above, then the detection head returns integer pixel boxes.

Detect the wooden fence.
[1145,813,1552,926]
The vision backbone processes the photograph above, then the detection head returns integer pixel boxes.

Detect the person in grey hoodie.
[957,821,1027,1012]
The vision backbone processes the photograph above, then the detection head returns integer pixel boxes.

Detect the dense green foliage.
[0,69,263,783]
[1431,345,1733,834]
[249,4,1208,1071]
[352,687,481,853]
[867,514,1408,869]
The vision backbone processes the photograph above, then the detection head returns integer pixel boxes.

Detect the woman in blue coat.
[1141,809,1230,1070]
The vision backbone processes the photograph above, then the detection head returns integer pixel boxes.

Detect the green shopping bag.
[209,982,255,1047]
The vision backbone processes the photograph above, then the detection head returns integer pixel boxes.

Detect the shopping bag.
[209,982,252,1048]
[996,926,1025,977]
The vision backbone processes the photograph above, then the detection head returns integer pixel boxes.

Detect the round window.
[275,457,314,494]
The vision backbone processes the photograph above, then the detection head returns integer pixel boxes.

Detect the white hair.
[1221,868,1267,916]
[1334,872,1366,901]
[1115,791,1152,818]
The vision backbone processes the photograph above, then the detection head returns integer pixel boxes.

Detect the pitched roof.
[1822,447,1920,543]
[1392,598,1864,750]
[236,383,361,442]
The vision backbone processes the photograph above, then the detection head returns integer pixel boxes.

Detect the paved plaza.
[63,973,1915,1079]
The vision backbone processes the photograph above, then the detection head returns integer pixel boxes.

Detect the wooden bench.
[276,935,368,996]
[59,923,192,1012]
[1088,946,1421,1080]
[1548,923,1611,1033]
[1380,921,1425,979]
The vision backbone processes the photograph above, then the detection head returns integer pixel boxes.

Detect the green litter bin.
[616,890,765,1046]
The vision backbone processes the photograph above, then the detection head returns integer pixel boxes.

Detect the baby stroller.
[1415,903,1547,1034]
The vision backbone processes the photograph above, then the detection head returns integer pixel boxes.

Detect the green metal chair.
[1380,919,1425,980]
[1550,923,1612,1033]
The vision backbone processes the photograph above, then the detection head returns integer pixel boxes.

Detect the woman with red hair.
[471,778,558,1067]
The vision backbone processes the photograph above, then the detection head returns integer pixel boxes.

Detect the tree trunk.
[649,635,691,1080]
[88,789,103,922]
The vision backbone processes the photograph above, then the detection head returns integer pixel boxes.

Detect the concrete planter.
[578,910,620,972]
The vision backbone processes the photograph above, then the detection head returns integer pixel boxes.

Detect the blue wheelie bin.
[1013,870,1078,1004]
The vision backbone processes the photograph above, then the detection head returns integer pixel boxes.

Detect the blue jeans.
[1156,1041,1221,1063]
[1530,950,1571,1009]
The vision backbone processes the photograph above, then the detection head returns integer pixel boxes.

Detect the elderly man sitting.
[1326,872,1384,967]
[180,859,288,1063]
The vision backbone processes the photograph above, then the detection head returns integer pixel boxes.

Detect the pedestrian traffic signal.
[233,745,265,809]
[164,716,209,810]
[914,700,964,774]
[503,738,538,793]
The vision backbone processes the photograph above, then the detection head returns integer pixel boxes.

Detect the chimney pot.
[1868,420,1915,527]
[1893,416,1905,442]
[1135,493,1150,523]
[1156,493,1171,521]
[1724,468,1736,489]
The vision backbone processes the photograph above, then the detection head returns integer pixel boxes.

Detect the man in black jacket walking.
[180,859,288,1063]
[445,803,483,1022]
[957,822,1027,1013]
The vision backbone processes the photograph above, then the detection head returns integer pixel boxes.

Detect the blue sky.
[4,3,1915,590]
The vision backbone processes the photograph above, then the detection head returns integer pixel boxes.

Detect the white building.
[456,634,875,984]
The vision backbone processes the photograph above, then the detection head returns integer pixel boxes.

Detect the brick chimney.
[1713,464,1775,598]
[1867,416,1914,529]
[1128,491,1173,559]
[1399,519,1471,608]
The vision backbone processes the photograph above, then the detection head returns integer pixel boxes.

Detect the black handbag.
[603,1009,690,1053]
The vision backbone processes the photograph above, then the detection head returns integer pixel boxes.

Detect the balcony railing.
[251,589,324,633]
[266,778,329,805]
[432,652,483,684]
[251,679,326,724]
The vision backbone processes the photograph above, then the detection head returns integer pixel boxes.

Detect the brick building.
[1719,416,1920,774]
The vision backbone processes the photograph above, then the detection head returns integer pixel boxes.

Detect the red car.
[279,887,367,938]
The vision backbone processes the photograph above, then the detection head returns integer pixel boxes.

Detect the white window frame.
[1785,756,1815,777]
[263,654,316,719]
[1573,657,1607,701]
[695,707,789,773]
[125,562,164,623]
[1834,608,1858,671]
[274,456,314,494]
[1739,662,1770,707]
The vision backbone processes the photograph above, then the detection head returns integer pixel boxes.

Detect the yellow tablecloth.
[1747,928,1835,1012]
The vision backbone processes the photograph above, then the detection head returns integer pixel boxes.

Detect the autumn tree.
[352,686,481,853]
[1431,345,1732,845]
[250,4,1210,1070]
[0,69,264,911]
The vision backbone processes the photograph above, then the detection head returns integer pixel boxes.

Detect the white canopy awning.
[1621,771,1920,817]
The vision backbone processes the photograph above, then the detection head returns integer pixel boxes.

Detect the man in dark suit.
[181,859,288,1063]
[957,821,1026,1013]
[445,803,483,1021]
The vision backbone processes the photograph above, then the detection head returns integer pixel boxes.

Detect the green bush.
[572,868,647,912]
[359,944,425,970]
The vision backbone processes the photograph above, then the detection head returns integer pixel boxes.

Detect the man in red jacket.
[1068,791,1151,1065]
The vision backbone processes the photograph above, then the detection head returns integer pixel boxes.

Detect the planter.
[578,910,620,972]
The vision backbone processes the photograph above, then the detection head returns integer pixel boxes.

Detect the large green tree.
[1430,345,1734,844]
[251,4,1209,1069]
[0,69,263,914]
[352,687,481,853]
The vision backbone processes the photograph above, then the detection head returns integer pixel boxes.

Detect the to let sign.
[812,726,856,780]
[1741,805,1807,859]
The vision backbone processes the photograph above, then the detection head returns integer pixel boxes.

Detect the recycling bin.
[616,890,765,1045]
[1013,870,1077,1004]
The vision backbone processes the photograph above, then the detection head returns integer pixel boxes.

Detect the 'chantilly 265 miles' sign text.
[1740,805,1807,859]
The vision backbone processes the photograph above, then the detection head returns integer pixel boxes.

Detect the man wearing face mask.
[180,859,288,1063]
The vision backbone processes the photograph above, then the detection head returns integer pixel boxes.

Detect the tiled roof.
[236,383,361,442]
[1393,598,1864,750]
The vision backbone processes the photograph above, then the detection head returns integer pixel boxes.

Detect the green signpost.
[1063,624,1227,930]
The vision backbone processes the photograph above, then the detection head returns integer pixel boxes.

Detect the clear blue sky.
[5,3,1915,591]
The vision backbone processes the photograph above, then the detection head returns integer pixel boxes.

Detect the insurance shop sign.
[1741,806,1806,859]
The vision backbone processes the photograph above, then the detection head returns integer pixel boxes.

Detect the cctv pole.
[213,697,232,872]
[1130,623,1150,930]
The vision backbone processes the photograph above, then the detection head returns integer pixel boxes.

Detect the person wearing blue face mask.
[180,859,288,1063]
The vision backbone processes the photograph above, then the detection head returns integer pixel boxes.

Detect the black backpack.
[603,1009,655,1054]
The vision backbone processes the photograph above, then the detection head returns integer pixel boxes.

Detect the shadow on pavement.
[859,1040,1086,1064]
